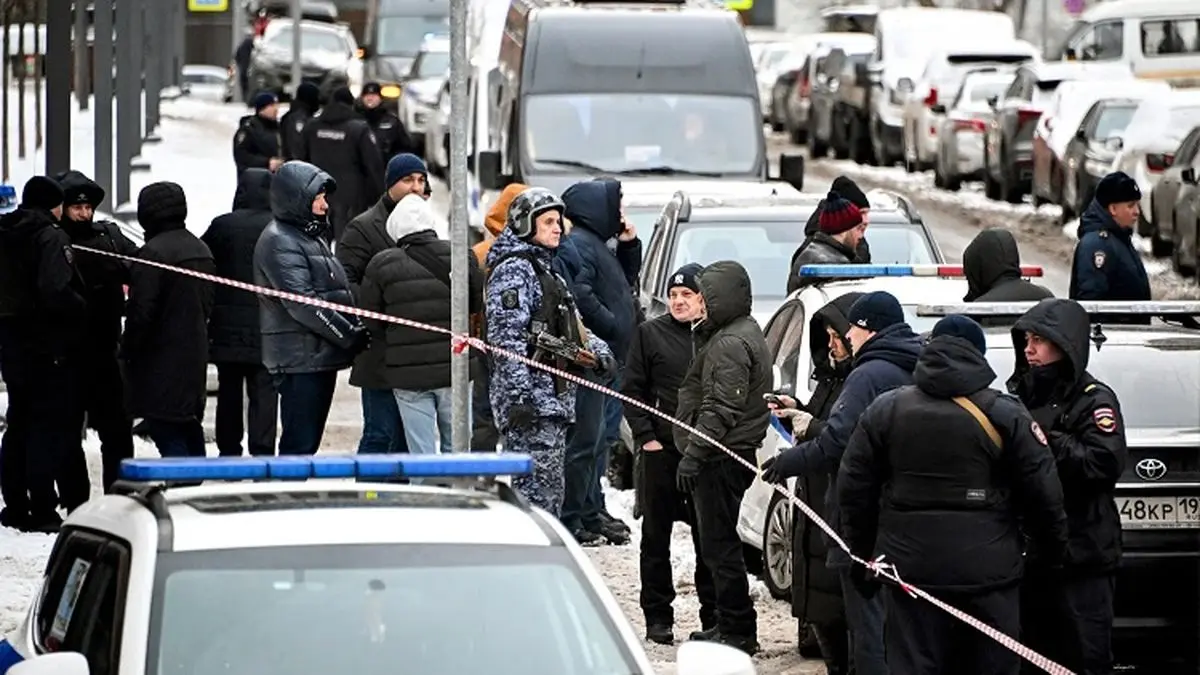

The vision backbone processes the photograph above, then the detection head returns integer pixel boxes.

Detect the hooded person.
[54,169,140,491]
[358,194,483,453]
[280,81,321,160]
[1007,298,1127,675]
[122,182,216,459]
[1070,171,1151,301]
[963,228,1054,304]
[202,168,278,457]
[788,190,870,293]
[485,186,616,517]
[254,161,369,456]
[838,313,1068,675]
[473,182,529,269]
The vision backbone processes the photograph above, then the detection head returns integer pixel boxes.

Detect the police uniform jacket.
[233,114,281,178]
[280,104,315,161]
[1069,200,1151,301]
[0,206,86,357]
[361,104,412,165]
[1008,298,1128,573]
[298,102,386,240]
[838,335,1070,593]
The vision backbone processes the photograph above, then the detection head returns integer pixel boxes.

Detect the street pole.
[448,0,470,450]
[73,0,88,110]
[94,0,114,211]
[290,0,301,98]
[231,0,246,103]
[46,0,72,174]
[1040,0,1048,53]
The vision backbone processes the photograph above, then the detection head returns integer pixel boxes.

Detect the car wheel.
[1151,227,1174,258]
[789,121,807,145]
[933,155,945,187]
[1172,227,1196,277]
[761,490,793,601]
[808,118,829,158]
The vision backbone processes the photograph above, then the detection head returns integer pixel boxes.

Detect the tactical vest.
[487,250,586,380]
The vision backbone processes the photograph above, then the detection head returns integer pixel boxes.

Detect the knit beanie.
[331,86,355,106]
[831,176,870,209]
[137,181,188,228]
[386,153,428,188]
[819,190,863,235]
[1094,171,1141,207]
[21,175,64,211]
[847,291,904,333]
[252,91,278,112]
[294,82,321,109]
[668,263,703,293]
[931,314,987,355]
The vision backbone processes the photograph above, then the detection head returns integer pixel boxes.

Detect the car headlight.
[381,84,402,98]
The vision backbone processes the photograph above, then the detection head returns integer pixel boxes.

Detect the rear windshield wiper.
[613,166,724,178]
[534,158,613,174]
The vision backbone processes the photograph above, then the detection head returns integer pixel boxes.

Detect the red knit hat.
[819,191,863,235]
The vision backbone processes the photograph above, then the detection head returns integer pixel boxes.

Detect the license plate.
[1118,496,1200,529]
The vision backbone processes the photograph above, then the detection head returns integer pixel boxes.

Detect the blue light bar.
[799,264,1043,278]
[118,453,534,483]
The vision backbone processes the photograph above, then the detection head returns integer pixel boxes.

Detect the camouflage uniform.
[485,193,612,516]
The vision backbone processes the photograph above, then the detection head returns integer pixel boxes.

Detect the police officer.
[0,176,87,533]
[299,86,386,242]
[485,187,614,516]
[54,170,139,492]
[839,315,1069,675]
[234,91,284,178]
[1008,298,1128,675]
[280,82,321,160]
[358,82,412,165]
[1070,171,1150,301]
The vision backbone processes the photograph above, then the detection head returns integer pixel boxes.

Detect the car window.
[376,16,450,56]
[1092,104,1136,140]
[773,302,807,394]
[763,299,802,358]
[1173,128,1200,165]
[1069,20,1125,61]
[1140,18,1200,57]
[266,27,349,54]
[415,50,449,79]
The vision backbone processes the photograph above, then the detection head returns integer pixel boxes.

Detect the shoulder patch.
[295,121,304,133]
[501,288,520,309]
[1093,250,1106,269]
[1030,420,1048,446]
[236,131,246,144]
[1084,383,1098,393]
[1098,230,1110,239]
[367,131,378,146]
[63,245,74,265]
[1093,407,1118,434]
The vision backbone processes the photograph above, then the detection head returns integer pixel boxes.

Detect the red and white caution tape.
[74,243,1074,675]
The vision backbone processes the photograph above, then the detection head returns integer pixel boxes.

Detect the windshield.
[670,218,935,300]
[149,545,636,675]
[822,13,876,34]
[376,15,449,56]
[266,27,348,54]
[967,80,1007,103]
[1095,105,1137,140]
[523,94,762,176]
[415,50,449,78]
[984,343,1200,429]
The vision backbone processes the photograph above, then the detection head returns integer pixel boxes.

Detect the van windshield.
[523,94,761,176]
[376,16,448,55]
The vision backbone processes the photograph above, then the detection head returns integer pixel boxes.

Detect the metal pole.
[448,0,470,450]
[46,0,72,173]
[144,0,161,140]
[130,0,142,143]
[33,0,41,152]
[1040,0,1048,53]
[115,0,133,204]
[73,0,88,110]
[290,0,300,98]
[231,0,245,103]
[94,0,113,211]
[2,3,10,181]
[172,0,183,87]
[17,13,25,161]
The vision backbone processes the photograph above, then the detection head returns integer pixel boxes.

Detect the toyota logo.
[1135,458,1167,481]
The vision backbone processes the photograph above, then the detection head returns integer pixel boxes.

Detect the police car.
[915,300,1200,672]
[621,179,803,241]
[734,264,1044,599]
[0,454,758,675]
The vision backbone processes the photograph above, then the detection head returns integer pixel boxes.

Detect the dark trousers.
[276,371,338,455]
[886,583,1021,675]
[145,418,206,458]
[811,620,851,675]
[561,377,606,532]
[215,363,278,456]
[80,351,134,492]
[1020,572,1115,675]
[639,446,716,629]
[692,457,757,637]
[840,567,888,675]
[470,363,499,451]
[357,387,408,454]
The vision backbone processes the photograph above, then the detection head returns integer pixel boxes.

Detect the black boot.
[798,620,823,658]
[811,621,851,674]
[645,623,673,645]
[718,633,760,656]
[688,626,721,641]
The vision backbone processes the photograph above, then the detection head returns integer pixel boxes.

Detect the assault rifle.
[530,332,597,371]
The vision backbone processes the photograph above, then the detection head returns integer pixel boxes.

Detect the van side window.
[1070,20,1124,61]
[1141,19,1200,56]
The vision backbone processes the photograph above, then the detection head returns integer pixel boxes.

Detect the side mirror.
[853,62,869,87]
[776,153,805,191]
[476,150,508,191]
[1183,167,1197,185]
[986,95,998,109]
[1075,127,1087,141]
[930,103,946,115]
[677,641,757,675]
[9,653,90,675]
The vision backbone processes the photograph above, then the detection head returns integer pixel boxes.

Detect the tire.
[808,119,829,159]
[790,122,807,146]
[933,158,945,188]
[1172,227,1196,277]
[761,490,794,601]
[1151,228,1174,258]
[849,118,870,165]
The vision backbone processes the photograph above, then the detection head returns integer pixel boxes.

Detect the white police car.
[0,454,757,675]
[736,263,1044,599]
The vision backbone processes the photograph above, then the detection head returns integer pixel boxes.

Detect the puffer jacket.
[964,228,1054,303]
[253,161,364,374]
[337,192,396,389]
[673,261,771,462]
[472,183,528,268]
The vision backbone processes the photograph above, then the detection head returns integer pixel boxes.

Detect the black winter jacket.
[280,102,316,161]
[1070,200,1151,301]
[336,193,397,389]
[360,229,483,391]
[202,168,273,365]
[787,231,862,294]
[122,201,215,422]
[673,261,770,462]
[1008,298,1127,573]
[0,207,87,357]
[254,161,364,374]
[233,114,281,178]
[839,336,1069,593]
[360,104,412,167]
[298,102,386,241]
[622,312,695,451]
[556,178,642,363]
[964,228,1054,304]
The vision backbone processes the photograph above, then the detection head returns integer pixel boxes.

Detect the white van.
[867,8,1016,166]
[1052,0,1200,87]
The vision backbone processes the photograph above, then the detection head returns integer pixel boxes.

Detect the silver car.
[933,70,1013,191]
[398,36,449,155]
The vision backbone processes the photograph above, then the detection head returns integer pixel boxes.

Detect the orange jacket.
[472,183,529,268]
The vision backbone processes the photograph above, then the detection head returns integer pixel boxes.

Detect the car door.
[1153,129,1200,240]
[987,68,1029,177]
[1063,102,1103,212]
[637,199,680,317]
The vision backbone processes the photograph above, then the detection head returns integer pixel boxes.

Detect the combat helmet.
[506,187,564,241]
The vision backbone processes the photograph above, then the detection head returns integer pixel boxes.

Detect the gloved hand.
[676,453,702,493]
[593,352,617,381]
[505,404,537,432]
[760,447,806,484]
[760,456,785,484]
[348,326,371,354]
[773,408,814,436]
[849,563,881,600]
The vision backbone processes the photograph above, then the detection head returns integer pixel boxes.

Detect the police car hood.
[1124,427,1200,448]
[270,161,336,226]
[1009,298,1091,386]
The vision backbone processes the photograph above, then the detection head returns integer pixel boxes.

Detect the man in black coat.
[622,263,716,646]
[55,170,139,492]
[839,315,1069,675]
[964,228,1054,304]
[358,82,413,165]
[233,92,284,178]
[787,192,869,293]
[298,86,386,242]
[788,176,871,294]
[1008,298,1128,675]
[1070,171,1151,301]
[673,260,771,655]
[202,168,278,457]
[280,82,321,161]
[0,176,87,532]
[123,182,216,458]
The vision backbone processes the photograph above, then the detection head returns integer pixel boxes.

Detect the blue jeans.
[393,386,462,453]
[561,377,606,532]
[275,371,338,456]
[357,387,408,454]
[839,568,888,675]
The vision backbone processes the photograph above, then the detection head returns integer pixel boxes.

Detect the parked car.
[833,45,876,164]
[1060,98,1143,222]
[932,69,1013,191]
[767,44,812,133]
[247,19,363,100]
[181,64,236,103]
[398,35,449,157]
[755,41,796,121]
[1149,125,1200,268]
[1173,165,1200,277]
[783,33,876,146]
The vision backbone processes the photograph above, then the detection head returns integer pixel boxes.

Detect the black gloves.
[348,325,370,354]
[761,447,805,484]
[760,456,785,484]
[849,563,881,600]
[676,453,702,493]
[594,352,617,381]
[505,404,536,432]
